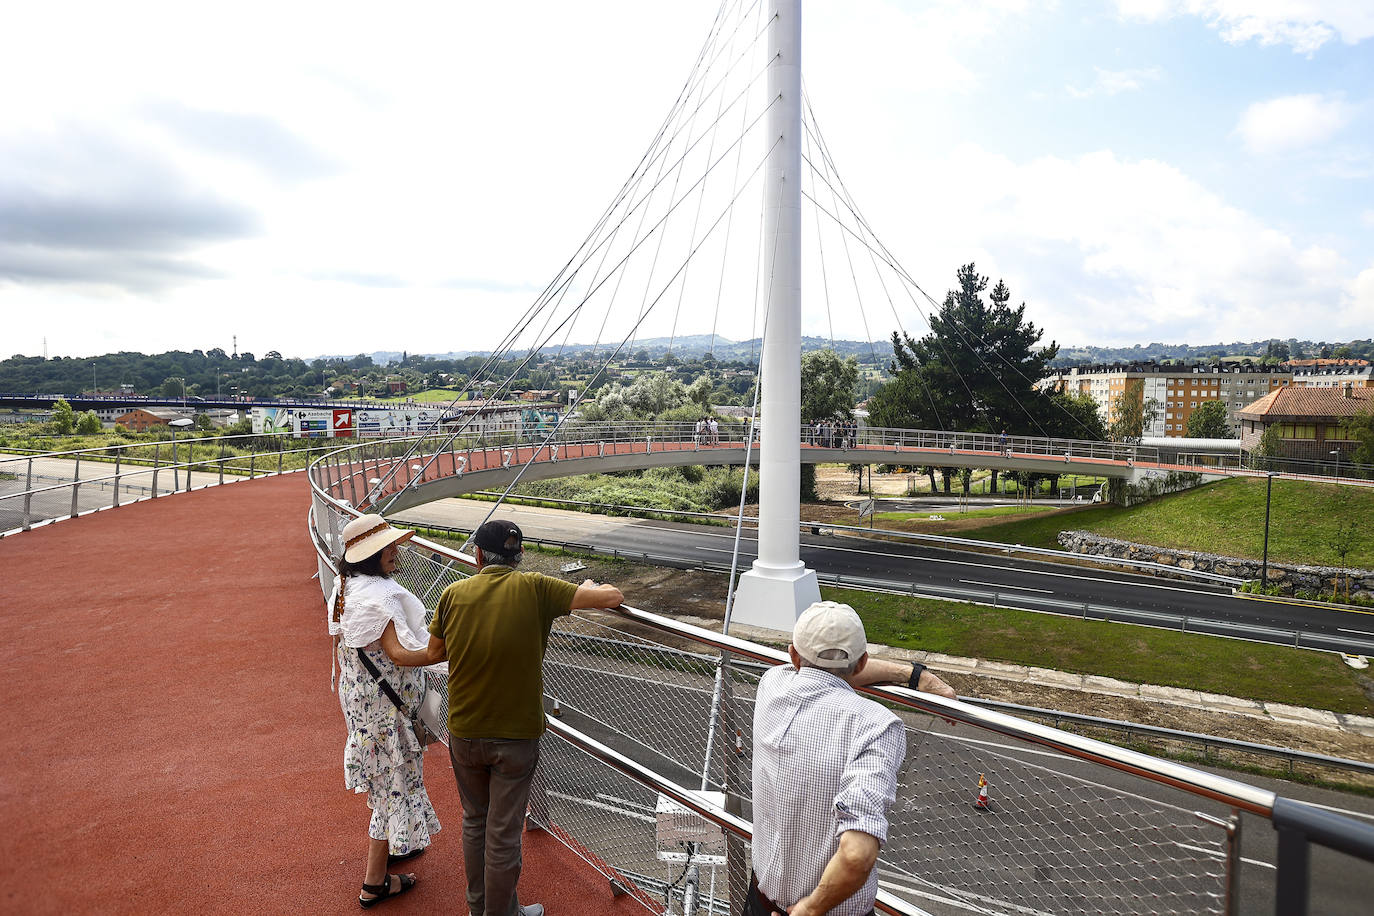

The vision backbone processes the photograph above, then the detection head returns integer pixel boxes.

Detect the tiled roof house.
[1238,383,1372,462]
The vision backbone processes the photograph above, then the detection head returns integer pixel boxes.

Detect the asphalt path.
[393,498,1374,656]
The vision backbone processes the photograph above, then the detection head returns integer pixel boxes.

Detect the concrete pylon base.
[729,563,821,635]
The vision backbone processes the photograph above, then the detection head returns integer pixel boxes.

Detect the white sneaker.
[520,905,545,916]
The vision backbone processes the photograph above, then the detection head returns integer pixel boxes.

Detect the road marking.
[818,539,1230,597]
[1238,592,1374,617]
[1338,627,1374,637]
[595,792,657,814]
[958,579,1054,594]
[1293,799,1374,823]
[546,790,656,823]
[877,872,1057,916]
[1172,841,1274,870]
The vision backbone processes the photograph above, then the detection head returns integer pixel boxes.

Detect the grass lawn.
[905,477,1374,568]
[926,504,1114,549]
[828,585,1374,716]
[1086,477,1374,568]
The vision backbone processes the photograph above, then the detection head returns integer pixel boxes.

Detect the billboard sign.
[294,408,333,438]
[332,409,354,437]
[252,407,293,435]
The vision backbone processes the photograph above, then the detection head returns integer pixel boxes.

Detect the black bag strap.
[356,647,416,719]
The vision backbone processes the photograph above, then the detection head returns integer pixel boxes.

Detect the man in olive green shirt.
[421,519,623,916]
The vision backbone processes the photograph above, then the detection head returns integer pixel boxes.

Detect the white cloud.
[1067,66,1163,98]
[1351,266,1374,317]
[1234,94,1352,155]
[1117,1,1374,53]
[0,0,1365,359]
[866,145,1361,346]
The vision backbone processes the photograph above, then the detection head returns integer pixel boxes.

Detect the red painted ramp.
[0,476,631,915]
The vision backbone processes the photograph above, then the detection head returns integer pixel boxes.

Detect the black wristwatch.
[907,663,927,691]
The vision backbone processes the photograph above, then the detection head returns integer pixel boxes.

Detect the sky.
[2,0,1371,361]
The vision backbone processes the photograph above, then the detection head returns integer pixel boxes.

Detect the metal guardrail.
[311,421,1163,515]
[388,519,1374,658]
[460,489,1246,586]
[0,433,319,535]
[535,627,1374,783]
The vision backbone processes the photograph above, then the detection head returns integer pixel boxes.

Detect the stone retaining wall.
[1057,530,1374,601]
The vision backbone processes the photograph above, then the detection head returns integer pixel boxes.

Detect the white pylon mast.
[731,0,820,632]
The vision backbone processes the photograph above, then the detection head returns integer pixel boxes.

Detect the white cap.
[792,601,867,669]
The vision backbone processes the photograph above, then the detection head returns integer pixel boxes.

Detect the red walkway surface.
[0,474,635,915]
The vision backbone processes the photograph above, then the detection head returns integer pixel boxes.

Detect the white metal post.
[732,0,820,631]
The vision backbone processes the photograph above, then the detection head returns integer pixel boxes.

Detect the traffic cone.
[973,773,989,811]
[551,698,562,718]
[735,729,745,756]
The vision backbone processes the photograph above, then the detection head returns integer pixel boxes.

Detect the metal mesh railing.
[306,477,1247,915]
[538,612,1231,916]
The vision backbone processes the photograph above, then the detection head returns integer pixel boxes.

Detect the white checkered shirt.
[752,665,906,915]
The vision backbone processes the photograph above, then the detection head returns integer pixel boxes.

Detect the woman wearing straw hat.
[328,513,440,908]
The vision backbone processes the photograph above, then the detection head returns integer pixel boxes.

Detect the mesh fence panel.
[533,731,749,915]
[304,480,1235,915]
[542,612,1229,916]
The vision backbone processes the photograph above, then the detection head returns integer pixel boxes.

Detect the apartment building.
[1287,361,1373,390]
[1042,363,1291,437]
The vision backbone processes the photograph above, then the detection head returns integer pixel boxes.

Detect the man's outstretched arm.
[784,830,880,916]
[572,578,623,610]
[847,656,956,699]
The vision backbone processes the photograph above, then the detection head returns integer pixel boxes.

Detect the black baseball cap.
[472,519,523,553]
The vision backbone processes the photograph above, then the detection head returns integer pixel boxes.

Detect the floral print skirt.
[339,645,441,855]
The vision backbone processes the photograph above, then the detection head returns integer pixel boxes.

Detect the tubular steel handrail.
[598,604,1280,816]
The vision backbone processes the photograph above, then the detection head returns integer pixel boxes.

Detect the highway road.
[392,497,1374,656]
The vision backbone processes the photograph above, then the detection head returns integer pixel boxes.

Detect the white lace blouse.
[327,573,430,650]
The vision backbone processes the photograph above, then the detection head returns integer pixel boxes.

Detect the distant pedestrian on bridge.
[999,429,1009,457]
[749,601,955,916]
[408,519,624,916]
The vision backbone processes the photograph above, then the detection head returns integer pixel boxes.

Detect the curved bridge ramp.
[311,424,1200,514]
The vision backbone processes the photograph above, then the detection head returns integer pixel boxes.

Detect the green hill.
[963,477,1373,569]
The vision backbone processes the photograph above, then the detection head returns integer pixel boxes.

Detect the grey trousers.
[449,737,541,916]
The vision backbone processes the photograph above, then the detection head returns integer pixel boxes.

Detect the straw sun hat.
[341,513,414,563]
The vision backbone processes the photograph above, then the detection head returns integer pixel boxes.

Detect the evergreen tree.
[867,264,1058,434]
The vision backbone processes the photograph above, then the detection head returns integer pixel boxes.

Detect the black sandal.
[359,873,417,908]
[388,847,425,865]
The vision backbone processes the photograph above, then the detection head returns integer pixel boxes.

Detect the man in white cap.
[749,600,955,916]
